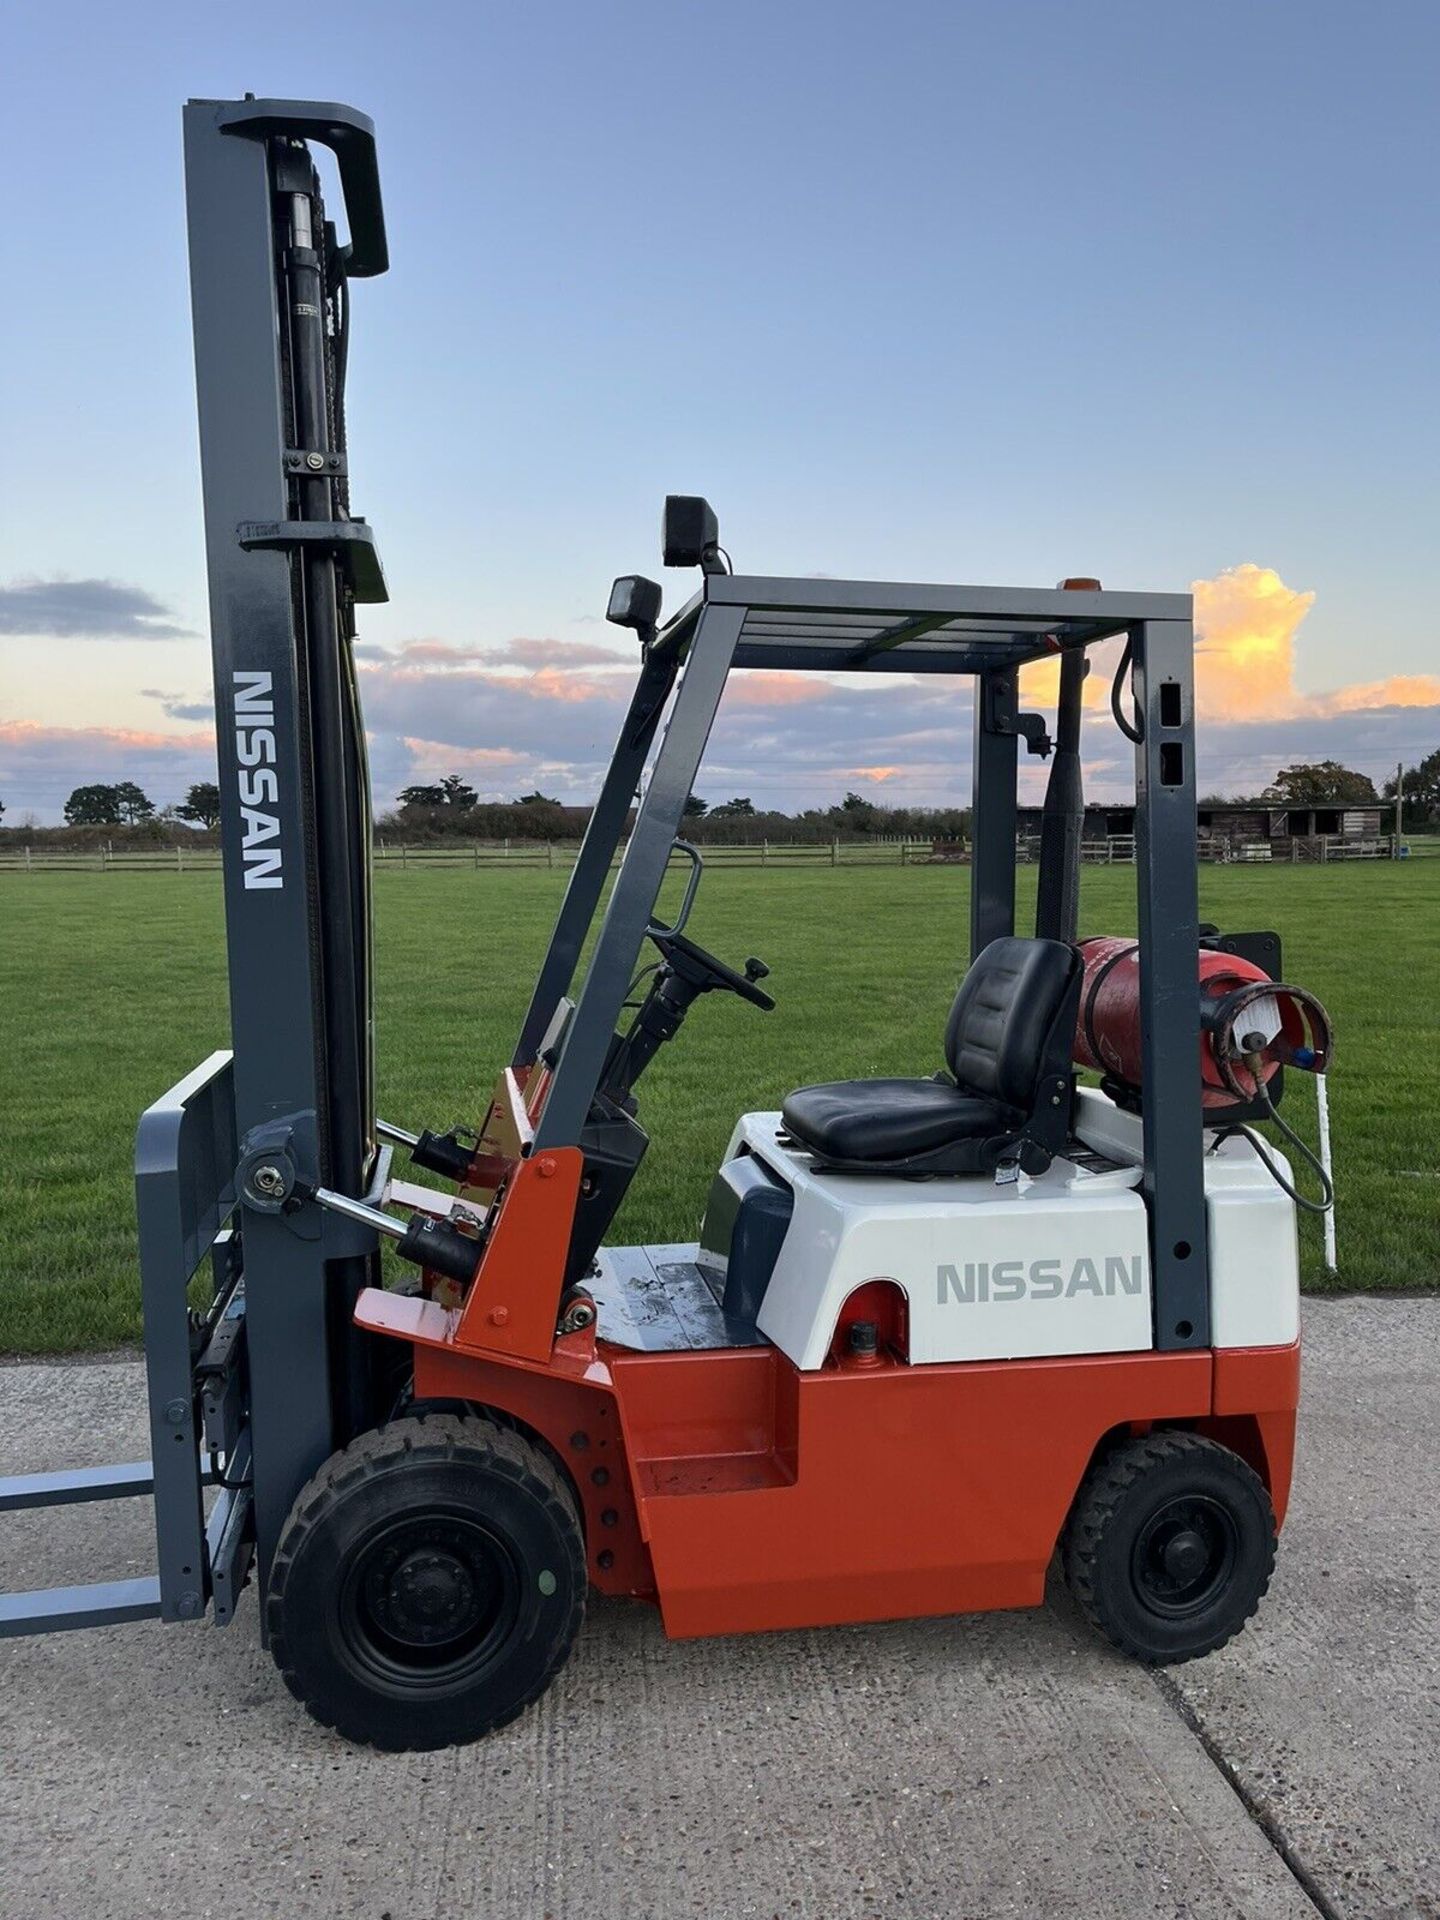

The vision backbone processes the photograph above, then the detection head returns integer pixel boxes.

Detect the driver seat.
[781,936,1081,1176]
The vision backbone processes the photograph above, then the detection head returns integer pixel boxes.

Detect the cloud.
[12,567,1421,821]
[397,736,530,773]
[723,671,834,709]
[1324,674,1440,714]
[384,636,631,671]
[1192,564,1316,718]
[1192,563,1440,720]
[0,719,217,817]
[140,688,215,723]
[1022,563,1440,731]
[0,579,191,640]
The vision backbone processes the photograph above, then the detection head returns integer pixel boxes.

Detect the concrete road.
[1,1299,1435,1920]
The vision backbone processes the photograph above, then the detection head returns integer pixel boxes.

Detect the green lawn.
[2,860,1437,1352]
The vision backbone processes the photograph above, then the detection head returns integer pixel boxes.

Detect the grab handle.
[648,841,704,937]
[213,96,389,276]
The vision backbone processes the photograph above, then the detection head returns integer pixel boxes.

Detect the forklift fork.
[1,1052,250,1636]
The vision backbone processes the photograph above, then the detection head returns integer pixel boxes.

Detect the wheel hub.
[353,1519,510,1665]
[1161,1528,1208,1583]
[380,1549,478,1645]
[1132,1494,1239,1617]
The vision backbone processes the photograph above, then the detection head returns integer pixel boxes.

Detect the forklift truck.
[0,100,1333,1751]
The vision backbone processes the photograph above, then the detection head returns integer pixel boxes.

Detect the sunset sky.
[3,1,1437,823]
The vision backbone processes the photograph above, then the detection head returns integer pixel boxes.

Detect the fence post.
[177,844,183,873]
[762,839,768,866]
[831,838,839,867]
[25,845,31,872]
[402,844,407,869]
[901,842,908,866]
[548,842,555,869]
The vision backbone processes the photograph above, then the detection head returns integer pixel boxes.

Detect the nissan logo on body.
[232,670,283,889]
[937,1257,1145,1303]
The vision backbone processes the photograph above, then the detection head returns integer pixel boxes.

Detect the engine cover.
[720,1111,1154,1371]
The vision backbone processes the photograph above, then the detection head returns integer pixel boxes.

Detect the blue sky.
[2,0,1437,820]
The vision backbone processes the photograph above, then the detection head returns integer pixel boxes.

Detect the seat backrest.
[944,936,1080,1111]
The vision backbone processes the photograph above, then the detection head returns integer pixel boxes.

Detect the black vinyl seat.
[781,936,1082,1176]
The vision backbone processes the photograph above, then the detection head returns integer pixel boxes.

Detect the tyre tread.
[1062,1430,1276,1665]
[268,1413,585,1750]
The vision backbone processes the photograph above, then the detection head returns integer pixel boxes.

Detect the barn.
[1197,803,1389,859]
[1012,801,1393,861]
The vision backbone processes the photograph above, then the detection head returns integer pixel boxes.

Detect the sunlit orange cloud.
[1325,674,1440,713]
[847,765,900,781]
[1194,564,1440,718]
[526,666,617,704]
[722,671,834,709]
[392,637,629,669]
[370,661,616,703]
[0,718,216,751]
[399,736,528,769]
[1018,647,1115,711]
[1020,564,1440,726]
[1192,564,1315,719]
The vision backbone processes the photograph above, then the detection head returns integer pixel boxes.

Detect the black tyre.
[268,1413,585,1750]
[1062,1431,1276,1664]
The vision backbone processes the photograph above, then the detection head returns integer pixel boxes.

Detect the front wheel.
[267,1413,585,1750]
[1062,1431,1276,1664]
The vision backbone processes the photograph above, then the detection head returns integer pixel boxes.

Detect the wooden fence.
[0,832,1411,875]
[0,839,938,875]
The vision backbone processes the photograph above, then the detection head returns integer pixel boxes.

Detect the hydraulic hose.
[1213,1074,1336,1216]
[1110,635,1144,744]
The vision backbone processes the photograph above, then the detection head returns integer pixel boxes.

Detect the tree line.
[54,781,222,828]
[1201,760,1393,808]
[3,751,1438,842]
[387,778,973,844]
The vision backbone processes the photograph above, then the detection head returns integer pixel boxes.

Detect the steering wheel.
[647,926,775,1010]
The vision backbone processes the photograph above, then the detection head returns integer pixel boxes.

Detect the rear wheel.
[268,1413,585,1749]
[1062,1431,1276,1664]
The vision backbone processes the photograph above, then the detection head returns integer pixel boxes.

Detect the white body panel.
[1073,1087,1300,1348]
[731,1112,1153,1370]
[715,1086,1299,1372]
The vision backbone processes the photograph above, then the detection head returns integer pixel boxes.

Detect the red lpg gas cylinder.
[1073,936,1302,1111]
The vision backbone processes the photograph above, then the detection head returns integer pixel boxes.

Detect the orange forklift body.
[359,1286,1297,1640]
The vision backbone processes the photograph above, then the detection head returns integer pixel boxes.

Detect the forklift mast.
[0,99,398,1640]
[182,98,394,1578]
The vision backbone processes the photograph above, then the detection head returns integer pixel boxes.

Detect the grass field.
[3,860,1437,1352]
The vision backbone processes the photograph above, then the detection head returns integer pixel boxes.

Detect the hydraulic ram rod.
[310,1185,484,1288]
